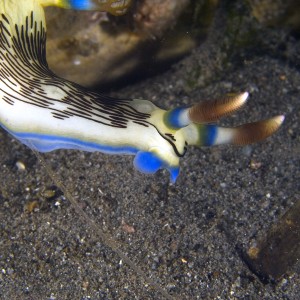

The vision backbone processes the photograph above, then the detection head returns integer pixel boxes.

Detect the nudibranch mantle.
[0,0,284,182]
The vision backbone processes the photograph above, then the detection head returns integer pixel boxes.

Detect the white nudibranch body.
[0,0,284,182]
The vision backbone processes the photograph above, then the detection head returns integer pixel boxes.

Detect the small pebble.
[16,160,26,171]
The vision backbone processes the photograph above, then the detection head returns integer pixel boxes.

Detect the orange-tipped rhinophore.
[232,115,285,145]
[189,92,249,124]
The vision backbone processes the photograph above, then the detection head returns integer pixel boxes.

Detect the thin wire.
[31,146,176,300]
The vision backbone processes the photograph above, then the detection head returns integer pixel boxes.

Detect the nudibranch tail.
[0,0,285,183]
[41,0,132,15]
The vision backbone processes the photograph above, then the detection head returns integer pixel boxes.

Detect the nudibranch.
[0,0,284,182]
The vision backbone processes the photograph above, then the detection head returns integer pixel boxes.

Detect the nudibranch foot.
[0,0,285,183]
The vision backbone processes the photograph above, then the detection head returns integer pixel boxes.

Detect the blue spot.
[133,151,163,174]
[164,107,188,129]
[205,125,217,146]
[198,125,217,146]
[69,0,93,10]
[134,151,180,183]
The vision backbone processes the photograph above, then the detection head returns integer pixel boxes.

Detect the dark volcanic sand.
[1,9,299,300]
